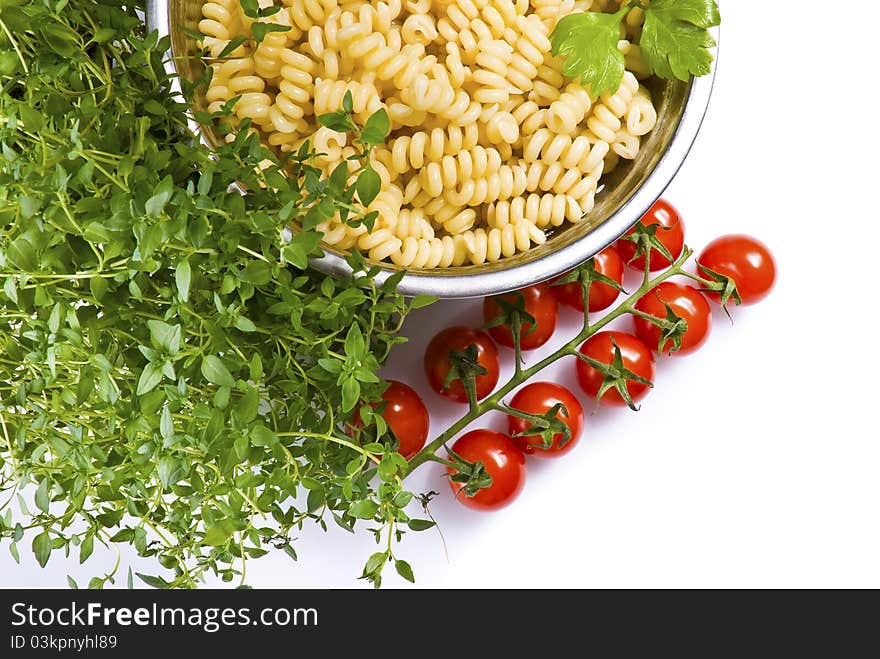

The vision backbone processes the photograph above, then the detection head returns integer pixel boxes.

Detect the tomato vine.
[405,243,735,475]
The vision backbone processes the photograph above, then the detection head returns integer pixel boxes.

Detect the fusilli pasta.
[201,0,658,268]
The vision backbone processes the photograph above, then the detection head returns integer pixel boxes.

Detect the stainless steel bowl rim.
[147,1,717,298]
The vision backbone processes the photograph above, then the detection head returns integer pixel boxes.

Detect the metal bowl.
[147,0,717,298]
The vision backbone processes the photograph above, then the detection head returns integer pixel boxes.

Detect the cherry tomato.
[375,381,429,459]
[575,331,655,407]
[483,284,558,351]
[616,199,685,271]
[697,235,776,306]
[347,381,429,459]
[424,326,500,403]
[553,246,625,313]
[447,430,526,511]
[507,382,584,458]
[633,283,712,356]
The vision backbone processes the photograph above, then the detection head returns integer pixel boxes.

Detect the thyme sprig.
[0,0,429,589]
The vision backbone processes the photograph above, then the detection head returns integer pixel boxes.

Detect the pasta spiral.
[419,145,503,196]
[442,164,529,206]
[462,221,547,265]
[522,129,609,173]
[391,235,469,268]
[471,40,515,106]
[199,0,250,56]
[488,193,582,229]
[270,50,316,131]
[520,161,598,203]
[547,83,594,136]
[312,77,384,124]
[286,0,341,32]
[389,124,481,171]
[586,71,639,142]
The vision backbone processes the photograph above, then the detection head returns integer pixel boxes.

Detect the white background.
[3,0,879,588]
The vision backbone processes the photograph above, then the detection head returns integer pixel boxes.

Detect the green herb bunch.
[0,0,430,587]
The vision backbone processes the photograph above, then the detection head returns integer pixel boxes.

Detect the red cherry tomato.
[697,235,776,306]
[616,199,685,271]
[575,331,655,407]
[553,246,625,313]
[375,381,429,459]
[633,283,712,356]
[424,326,500,403]
[483,284,558,351]
[348,381,429,459]
[447,430,526,511]
[507,382,584,458]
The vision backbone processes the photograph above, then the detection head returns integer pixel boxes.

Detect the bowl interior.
[164,0,694,288]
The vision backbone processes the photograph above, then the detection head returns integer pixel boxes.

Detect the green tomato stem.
[404,246,695,476]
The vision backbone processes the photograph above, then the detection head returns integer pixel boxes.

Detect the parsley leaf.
[641,0,721,81]
[550,8,629,97]
[550,1,720,94]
